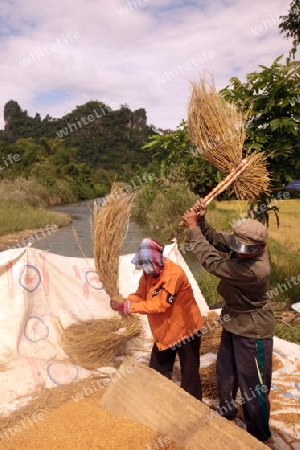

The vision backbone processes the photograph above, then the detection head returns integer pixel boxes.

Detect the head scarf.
[131,238,165,276]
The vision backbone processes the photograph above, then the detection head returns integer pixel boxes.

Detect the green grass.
[194,266,222,306]
[267,239,300,304]
[0,200,71,236]
[274,321,300,344]
[0,178,72,236]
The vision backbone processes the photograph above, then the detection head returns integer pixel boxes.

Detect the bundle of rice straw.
[199,312,221,398]
[200,311,222,354]
[200,362,218,399]
[200,326,222,355]
[62,317,141,370]
[61,183,141,370]
[188,74,270,203]
[93,182,135,303]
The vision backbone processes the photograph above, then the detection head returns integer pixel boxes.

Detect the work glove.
[117,301,131,316]
[110,299,131,315]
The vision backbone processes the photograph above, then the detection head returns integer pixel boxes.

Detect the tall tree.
[279,0,300,59]
[221,56,300,189]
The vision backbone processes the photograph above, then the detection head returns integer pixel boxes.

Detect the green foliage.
[147,182,198,241]
[0,136,110,203]
[143,121,219,196]
[0,100,156,202]
[279,0,300,59]
[247,193,280,227]
[193,266,223,306]
[132,181,198,242]
[131,177,164,228]
[3,100,33,140]
[0,177,76,207]
[2,100,152,176]
[221,56,300,190]
[274,321,300,343]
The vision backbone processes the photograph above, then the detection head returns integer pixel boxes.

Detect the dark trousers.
[149,334,202,400]
[217,328,273,442]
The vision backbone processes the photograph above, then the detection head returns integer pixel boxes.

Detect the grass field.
[0,179,72,242]
[0,200,71,237]
[215,198,300,253]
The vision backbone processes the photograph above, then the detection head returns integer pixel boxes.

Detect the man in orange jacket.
[111,237,204,400]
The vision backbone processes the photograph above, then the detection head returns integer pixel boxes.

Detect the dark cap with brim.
[229,219,268,255]
[229,235,261,255]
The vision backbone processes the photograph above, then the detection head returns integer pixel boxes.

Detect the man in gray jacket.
[182,199,274,444]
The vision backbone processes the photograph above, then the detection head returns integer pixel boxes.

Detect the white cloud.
[0,0,292,130]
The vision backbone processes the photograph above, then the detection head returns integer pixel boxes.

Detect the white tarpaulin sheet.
[0,244,208,415]
[0,244,299,442]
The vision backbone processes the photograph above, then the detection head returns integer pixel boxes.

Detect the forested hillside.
[0,100,159,202]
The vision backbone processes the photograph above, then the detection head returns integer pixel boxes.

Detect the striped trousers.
[216,328,273,442]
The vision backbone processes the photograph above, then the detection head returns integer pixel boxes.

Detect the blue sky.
[0,0,293,130]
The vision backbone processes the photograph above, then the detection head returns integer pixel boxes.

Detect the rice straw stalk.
[93,182,134,303]
[61,183,141,370]
[187,74,270,202]
[200,362,218,399]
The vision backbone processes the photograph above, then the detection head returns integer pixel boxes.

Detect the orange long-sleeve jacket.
[127,258,203,350]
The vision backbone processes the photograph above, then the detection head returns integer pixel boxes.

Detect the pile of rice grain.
[0,388,185,450]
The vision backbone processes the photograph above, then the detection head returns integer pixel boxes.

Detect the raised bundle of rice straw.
[93,182,135,303]
[188,74,270,203]
[61,183,141,370]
